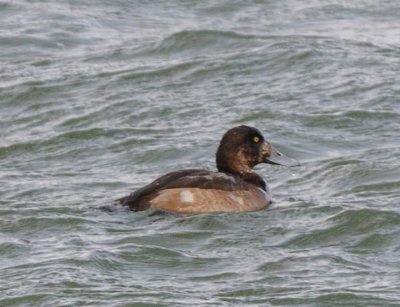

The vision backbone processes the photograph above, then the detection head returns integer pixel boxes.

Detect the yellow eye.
[253,136,260,143]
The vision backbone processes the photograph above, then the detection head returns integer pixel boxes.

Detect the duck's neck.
[237,171,267,191]
[216,149,266,190]
[218,167,267,191]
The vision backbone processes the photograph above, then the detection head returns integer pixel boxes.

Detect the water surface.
[1,1,400,306]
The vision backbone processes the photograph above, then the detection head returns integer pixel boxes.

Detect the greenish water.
[1,1,400,306]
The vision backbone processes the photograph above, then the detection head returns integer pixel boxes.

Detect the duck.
[115,125,299,214]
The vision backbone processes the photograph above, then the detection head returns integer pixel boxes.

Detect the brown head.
[216,125,299,176]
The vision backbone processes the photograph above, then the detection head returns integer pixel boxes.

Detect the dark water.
[1,1,400,306]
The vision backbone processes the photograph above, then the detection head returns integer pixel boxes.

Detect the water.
[1,0,400,306]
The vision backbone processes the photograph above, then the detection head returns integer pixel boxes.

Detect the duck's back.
[117,169,271,214]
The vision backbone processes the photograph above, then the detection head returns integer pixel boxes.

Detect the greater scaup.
[116,125,299,214]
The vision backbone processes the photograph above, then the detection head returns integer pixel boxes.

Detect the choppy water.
[1,1,400,306]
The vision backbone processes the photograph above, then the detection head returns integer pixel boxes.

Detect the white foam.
[258,187,272,202]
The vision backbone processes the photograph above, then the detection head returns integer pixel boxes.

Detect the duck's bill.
[265,146,300,167]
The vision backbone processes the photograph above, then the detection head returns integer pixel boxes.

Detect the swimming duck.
[116,125,299,214]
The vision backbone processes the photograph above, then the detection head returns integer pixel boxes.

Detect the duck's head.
[216,125,299,175]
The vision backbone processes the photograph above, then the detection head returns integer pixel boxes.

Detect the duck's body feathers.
[117,169,271,213]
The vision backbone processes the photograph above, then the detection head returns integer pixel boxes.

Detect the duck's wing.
[115,169,210,211]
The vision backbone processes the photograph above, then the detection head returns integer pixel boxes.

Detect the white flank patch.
[180,190,194,203]
[229,194,244,205]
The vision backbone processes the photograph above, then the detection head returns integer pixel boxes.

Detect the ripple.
[148,29,263,55]
[280,208,400,251]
